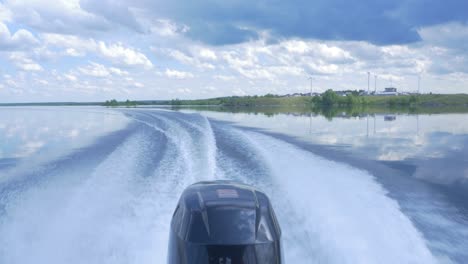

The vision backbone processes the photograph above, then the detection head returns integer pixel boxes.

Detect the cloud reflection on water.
[0,107,129,177]
[188,110,468,188]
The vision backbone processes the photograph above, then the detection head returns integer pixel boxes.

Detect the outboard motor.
[168,181,283,264]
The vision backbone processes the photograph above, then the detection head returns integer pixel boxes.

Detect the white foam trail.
[213,124,272,186]
[0,119,211,263]
[131,111,218,181]
[163,112,218,180]
[118,111,219,262]
[0,109,441,264]
[239,130,437,264]
[212,123,438,263]
[0,130,180,264]
[200,116,218,180]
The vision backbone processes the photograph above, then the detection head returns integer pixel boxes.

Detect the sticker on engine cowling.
[216,189,239,198]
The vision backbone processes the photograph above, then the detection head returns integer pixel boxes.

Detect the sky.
[1,0,468,102]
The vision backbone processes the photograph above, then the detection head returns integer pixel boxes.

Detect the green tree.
[409,95,419,105]
[345,94,358,106]
[124,99,137,107]
[311,95,322,106]
[322,89,339,106]
[104,99,119,107]
[171,98,182,105]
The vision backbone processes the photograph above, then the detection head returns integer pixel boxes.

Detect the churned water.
[0,107,467,263]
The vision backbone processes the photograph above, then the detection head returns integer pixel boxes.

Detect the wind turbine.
[374,74,377,93]
[367,72,370,94]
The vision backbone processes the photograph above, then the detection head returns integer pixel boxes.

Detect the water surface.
[0,106,466,264]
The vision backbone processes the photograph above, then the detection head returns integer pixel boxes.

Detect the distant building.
[335,91,351,97]
[359,90,368,96]
[377,87,398,96]
[281,92,320,97]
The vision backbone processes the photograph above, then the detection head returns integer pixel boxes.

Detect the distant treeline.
[168,90,468,109]
[6,92,466,109]
[0,102,102,106]
[170,94,312,107]
[168,103,468,121]
[312,89,420,107]
[104,99,138,107]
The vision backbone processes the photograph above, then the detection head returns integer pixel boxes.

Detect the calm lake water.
[184,108,468,191]
[0,106,467,263]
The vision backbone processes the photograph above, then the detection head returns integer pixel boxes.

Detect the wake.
[0,109,437,263]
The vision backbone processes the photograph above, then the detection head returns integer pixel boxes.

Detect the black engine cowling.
[168,181,283,264]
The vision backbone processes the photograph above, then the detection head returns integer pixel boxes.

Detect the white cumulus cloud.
[0,22,39,50]
[8,52,42,71]
[43,33,153,69]
[78,62,113,77]
[97,42,153,69]
[198,48,217,60]
[165,69,194,79]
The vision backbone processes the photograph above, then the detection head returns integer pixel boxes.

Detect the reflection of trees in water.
[311,105,369,120]
[167,104,468,121]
